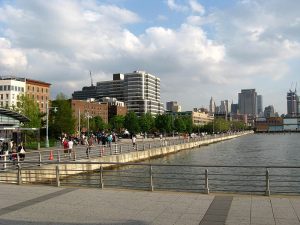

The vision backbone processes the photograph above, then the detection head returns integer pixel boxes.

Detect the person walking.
[68,138,74,159]
[86,136,93,158]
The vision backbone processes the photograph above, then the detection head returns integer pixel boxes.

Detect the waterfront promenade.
[0,184,300,225]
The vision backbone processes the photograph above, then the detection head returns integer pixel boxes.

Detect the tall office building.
[166,101,181,112]
[238,89,257,116]
[264,105,275,118]
[124,71,163,116]
[257,95,263,116]
[73,71,164,116]
[220,100,228,114]
[209,97,216,114]
[231,103,238,115]
[287,89,299,117]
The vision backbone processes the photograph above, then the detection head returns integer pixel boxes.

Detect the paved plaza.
[0,184,300,225]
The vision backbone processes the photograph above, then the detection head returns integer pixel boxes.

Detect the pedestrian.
[86,136,93,158]
[132,134,136,150]
[17,142,26,161]
[63,139,69,157]
[68,138,74,158]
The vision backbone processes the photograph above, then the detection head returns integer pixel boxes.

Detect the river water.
[150,133,300,166]
[63,133,300,194]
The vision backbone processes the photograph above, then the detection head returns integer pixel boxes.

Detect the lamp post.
[45,102,58,148]
[85,112,92,135]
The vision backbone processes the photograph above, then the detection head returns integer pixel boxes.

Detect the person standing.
[17,142,26,161]
[132,134,136,150]
[68,138,74,159]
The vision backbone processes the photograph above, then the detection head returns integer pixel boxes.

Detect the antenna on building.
[290,82,294,91]
[295,82,298,92]
[89,70,93,86]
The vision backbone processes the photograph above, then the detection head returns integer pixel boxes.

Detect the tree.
[173,117,186,133]
[155,114,173,134]
[15,94,41,128]
[109,115,125,133]
[49,94,76,137]
[183,116,193,133]
[124,111,140,134]
[91,116,106,131]
[139,113,155,134]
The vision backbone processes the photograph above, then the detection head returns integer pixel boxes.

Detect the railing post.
[56,165,60,187]
[136,144,138,151]
[57,150,61,162]
[110,145,112,155]
[204,169,209,194]
[119,145,122,154]
[100,165,104,189]
[149,143,151,149]
[114,144,118,154]
[150,165,154,191]
[38,152,42,166]
[17,164,22,185]
[143,144,145,151]
[3,154,7,170]
[265,169,270,196]
[73,149,77,161]
[17,153,20,167]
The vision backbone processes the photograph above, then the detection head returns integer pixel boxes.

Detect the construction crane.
[89,70,94,86]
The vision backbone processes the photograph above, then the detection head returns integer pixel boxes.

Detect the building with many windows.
[25,78,51,113]
[238,89,257,117]
[287,89,299,117]
[166,101,181,113]
[0,76,51,113]
[72,71,164,116]
[0,76,25,108]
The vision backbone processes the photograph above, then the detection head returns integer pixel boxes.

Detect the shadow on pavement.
[0,219,150,225]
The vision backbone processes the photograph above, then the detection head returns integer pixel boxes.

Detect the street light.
[45,101,58,148]
[85,112,92,135]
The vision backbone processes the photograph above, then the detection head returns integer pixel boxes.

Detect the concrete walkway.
[0,184,300,225]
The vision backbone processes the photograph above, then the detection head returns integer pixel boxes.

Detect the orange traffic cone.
[49,151,54,160]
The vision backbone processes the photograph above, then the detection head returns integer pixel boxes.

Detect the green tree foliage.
[15,94,41,128]
[109,115,125,133]
[173,117,186,133]
[124,111,140,134]
[49,94,76,137]
[139,113,155,134]
[155,114,173,134]
[182,116,193,133]
[90,116,106,131]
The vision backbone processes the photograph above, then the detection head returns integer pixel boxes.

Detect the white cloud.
[189,0,205,15]
[0,38,27,71]
[166,0,188,12]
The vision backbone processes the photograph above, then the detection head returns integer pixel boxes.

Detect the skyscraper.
[238,89,257,116]
[166,101,181,112]
[209,97,216,114]
[257,95,263,116]
[287,89,299,117]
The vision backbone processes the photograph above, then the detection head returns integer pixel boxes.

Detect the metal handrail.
[1,160,300,196]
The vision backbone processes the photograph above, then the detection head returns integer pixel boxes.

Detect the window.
[15,86,17,91]
[11,86,14,91]
[12,94,14,99]
[4,85,7,91]
[42,88,44,93]
[21,87,24,92]
[0,94,2,100]
[37,87,39,92]
[41,96,43,100]
[32,87,34,91]
[8,86,10,91]
[6,94,9,99]
[18,87,21,91]
[0,86,2,91]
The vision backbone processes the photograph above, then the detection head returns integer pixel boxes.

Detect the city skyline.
[1,0,300,114]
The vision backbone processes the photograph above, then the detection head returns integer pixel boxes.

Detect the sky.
[0,0,300,115]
